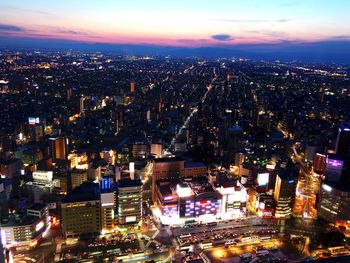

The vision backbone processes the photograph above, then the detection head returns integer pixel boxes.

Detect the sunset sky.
[0,0,349,47]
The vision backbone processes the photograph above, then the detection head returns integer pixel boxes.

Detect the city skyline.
[1,0,350,62]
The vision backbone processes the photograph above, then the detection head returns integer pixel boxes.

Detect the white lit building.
[0,203,49,249]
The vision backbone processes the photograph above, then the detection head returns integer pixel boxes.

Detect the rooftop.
[118,179,142,188]
[61,182,100,203]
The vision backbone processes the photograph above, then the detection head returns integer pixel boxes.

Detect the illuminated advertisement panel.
[28,117,40,125]
[257,173,269,186]
[125,216,137,223]
[33,171,53,183]
[326,158,344,170]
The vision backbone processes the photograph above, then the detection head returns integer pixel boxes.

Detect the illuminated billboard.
[28,117,40,125]
[257,173,269,186]
[33,171,53,183]
[125,216,137,223]
[326,158,343,170]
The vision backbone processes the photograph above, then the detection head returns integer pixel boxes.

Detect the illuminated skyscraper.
[49,137,68,161]
[100,190,116,232]
[274,163,297,218]
[60,182,101,238]
[117,179,142,224]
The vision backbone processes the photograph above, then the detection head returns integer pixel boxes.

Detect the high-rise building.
[335,123,350,157]
[324,155,350,184]
[274,171,297,218]
[318,182,350,231]
[151,143,163,158]
[117,179,142,225]
[60,182,101,238]
[100,190,116,233]
[70,169,88,190]
[49,137,68,161]
[132,141,148,159]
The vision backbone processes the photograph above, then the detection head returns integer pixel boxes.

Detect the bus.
[259,236,272,241]
[179,234,191,239]
[241,235,259,243]
[201,240,213,249]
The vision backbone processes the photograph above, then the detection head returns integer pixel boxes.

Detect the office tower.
[70,169,88,190]
[117,179,142,224]
[60,182,101,238]
[132,141,148,159]
[151,143,163,158]
[79,96,85,114]
[335,123,350,157]
[100,190,116,233]
[49,137,68,161]
[130,82,135,93]
[274,171,297,218]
